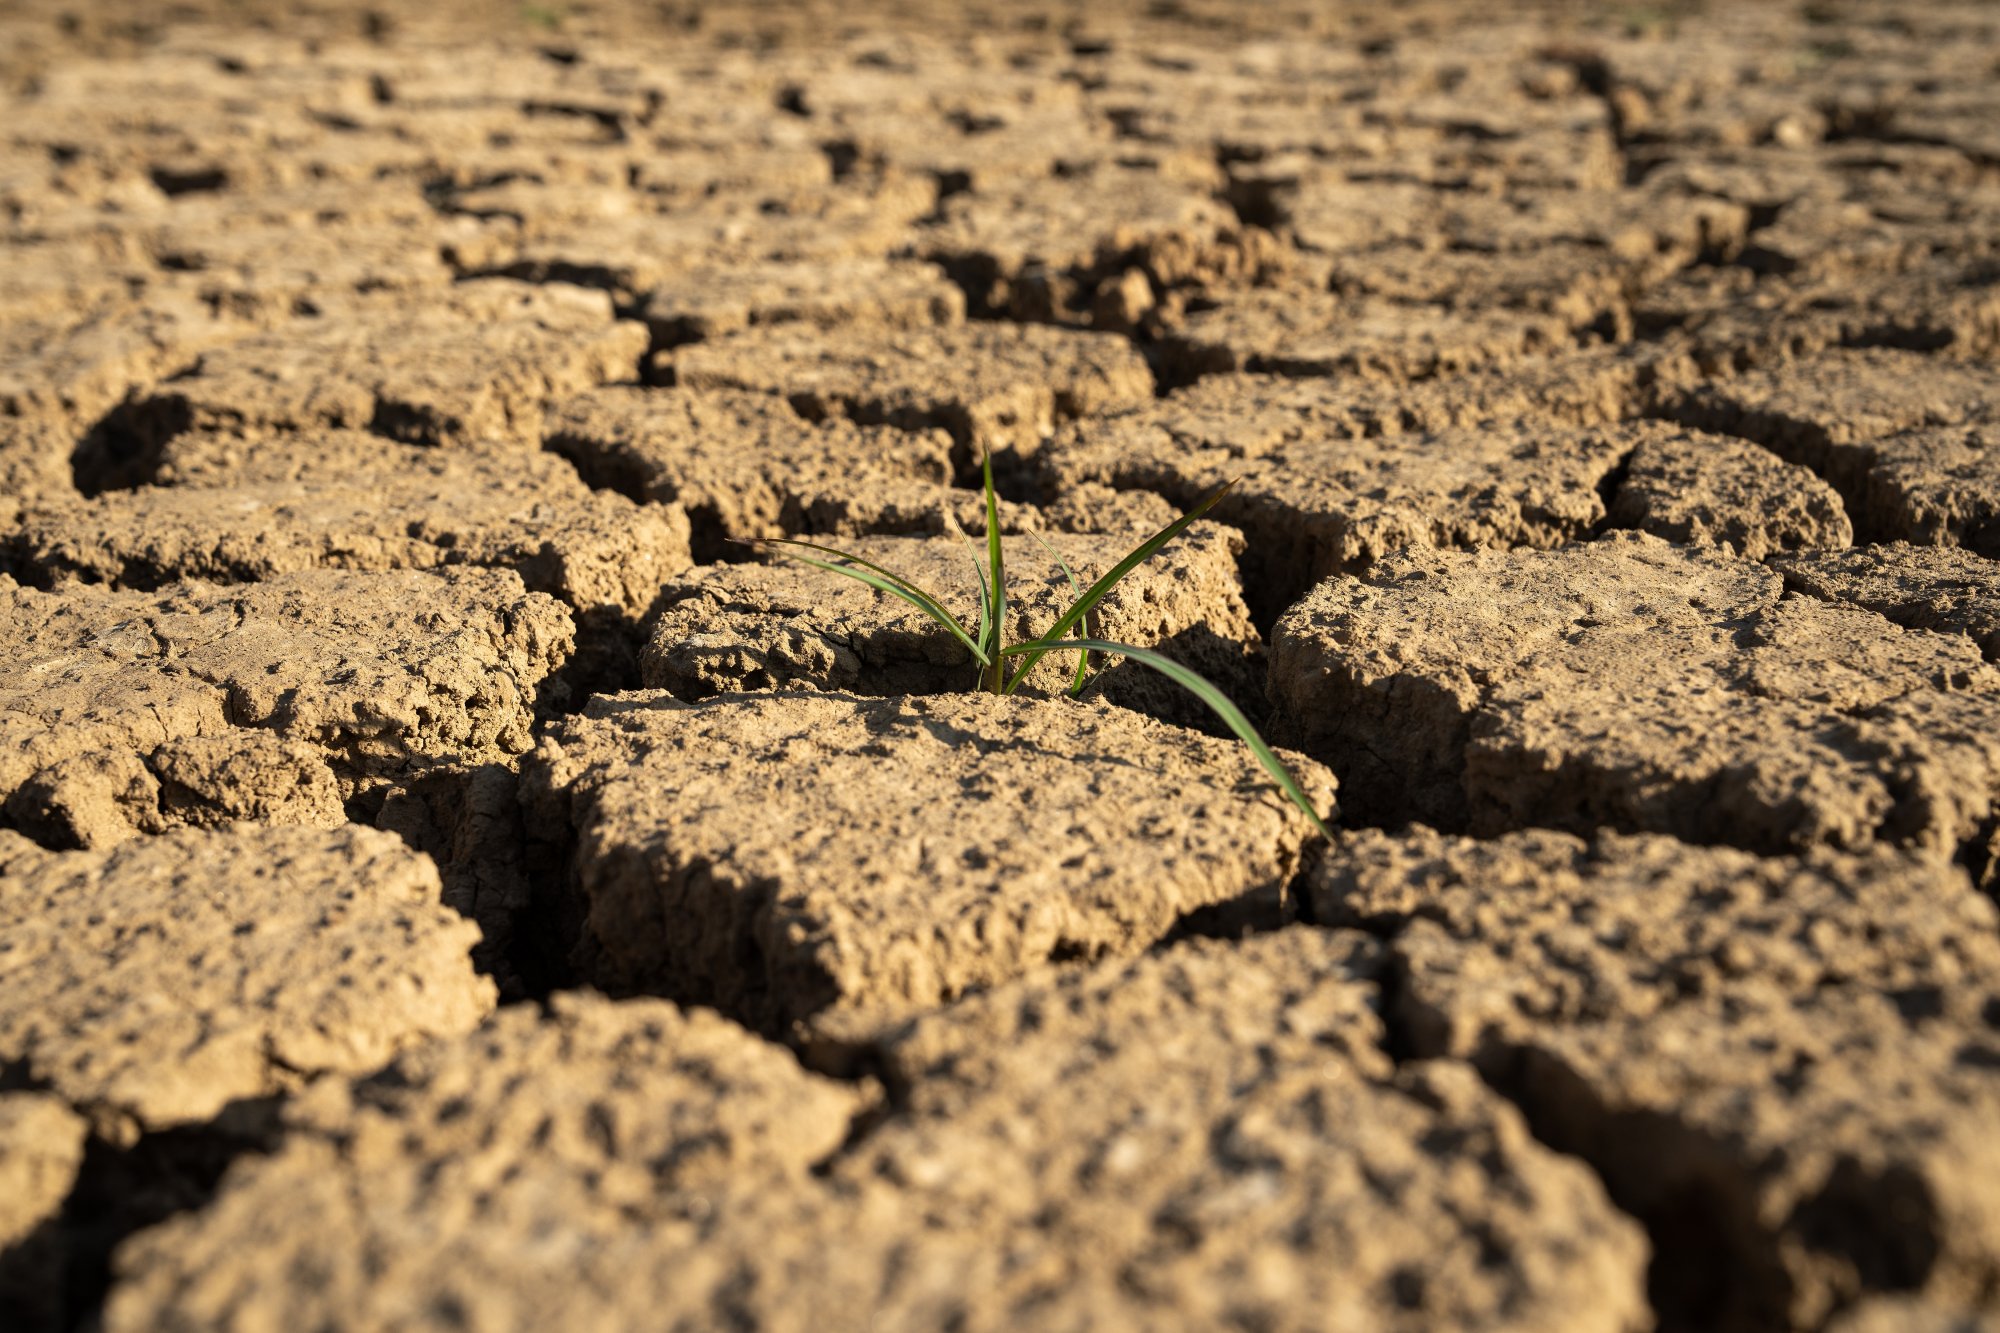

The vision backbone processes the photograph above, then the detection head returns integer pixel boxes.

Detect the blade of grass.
[1026,529,1091,695]
[1001,477,1237,694]
[747,536,975,643]
[999,637,1331,839]
[942,509,993,677]
[751,542,990,665]
[982,449,1007,693]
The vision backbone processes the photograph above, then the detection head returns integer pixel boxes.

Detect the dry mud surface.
[3,1,2000,1330]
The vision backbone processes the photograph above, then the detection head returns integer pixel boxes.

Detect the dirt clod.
[13,430,690,621]
[1654,350,2000,543]
[1315,826,2000,1331]
[0,1094,89,1250]
[0,567,574,815]
[543,386,955,561]
[105,934,1653,1333]
[671,320,1154,472]
[1270,533,2000,849]
[115,281,648,453]
[1049,378,1653,616]
[0,825,494,1143]
[1777,544,2000,661]
[525,691,1334,1041]
[639,258,966,346]
[1609,428,1853,559]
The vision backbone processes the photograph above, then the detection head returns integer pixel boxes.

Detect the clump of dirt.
[0,825,494,1143]
[1314,826,2000,1330]
[103,935,1653,1333]
[523,691,1334,1044]
[1270,533,2000,851]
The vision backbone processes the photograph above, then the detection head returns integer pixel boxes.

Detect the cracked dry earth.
[3,3,1999,1332]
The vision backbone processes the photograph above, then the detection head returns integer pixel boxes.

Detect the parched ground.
[3,1,1999,1330]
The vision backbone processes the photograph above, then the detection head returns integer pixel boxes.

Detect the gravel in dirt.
[524,691,1333,1043]
[104,933,1653,1333]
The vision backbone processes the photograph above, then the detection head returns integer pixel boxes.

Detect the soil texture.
[5,1,2000,1329]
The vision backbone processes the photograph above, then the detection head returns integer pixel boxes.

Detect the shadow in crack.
[0,1095,281,1333]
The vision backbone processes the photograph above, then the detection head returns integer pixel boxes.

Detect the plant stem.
[982,449,1008,694]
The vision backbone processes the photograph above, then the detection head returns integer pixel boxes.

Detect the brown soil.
[523,691,1332,1046]
[1314,827,2000,1330]
[0,825,494,1143]
[1269,535,2000,846]
[103,938,1651,1333]
[4,1,2000,1330]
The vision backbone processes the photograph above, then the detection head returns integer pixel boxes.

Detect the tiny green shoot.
[745,455,1331,838]
[519,3,565,30]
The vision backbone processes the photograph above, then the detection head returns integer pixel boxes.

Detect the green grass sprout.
[519,2,566,30]
[983,449,1007,693]
[744,455,1330,837]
